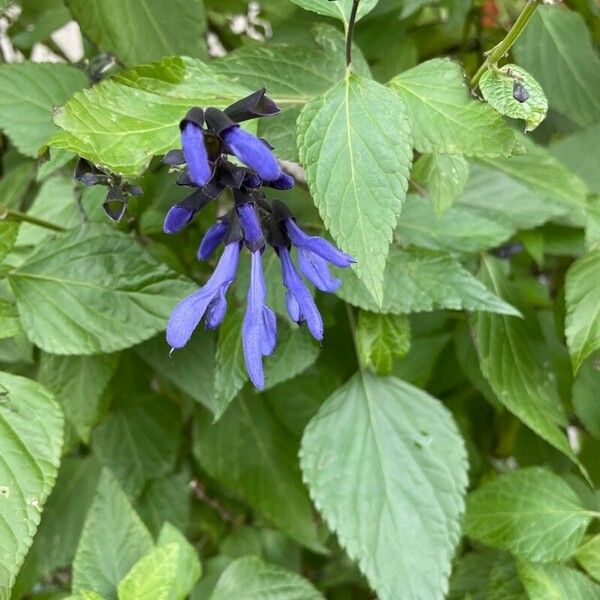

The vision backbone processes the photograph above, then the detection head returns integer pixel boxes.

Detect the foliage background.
[0,0,599,599]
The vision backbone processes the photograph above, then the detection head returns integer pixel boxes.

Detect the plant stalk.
[0,206,65,232]
[345,0,361,67]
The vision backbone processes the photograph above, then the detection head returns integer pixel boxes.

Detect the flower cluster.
[164,89,354,389]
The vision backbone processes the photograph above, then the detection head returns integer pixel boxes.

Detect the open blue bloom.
[243,251,277,389]
[198,221,228,261]
[278,247,323,341]
[283,218,354,292]
[181,122,212,187]
[222,126,281,182]
[167,242,240,348]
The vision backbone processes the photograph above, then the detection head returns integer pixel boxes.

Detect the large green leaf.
[8,224,193,355]
[193,391,323,552]
[50,58,249,177]
[474,256,576,462]
[298,73,412,303]
[518,562,600,600]
[0,63,87,157]
[300,373,468,600]
[565,250,600,372]
[336,247,519,316]
[92,396,181,498]
[388,59,517,157]
[209,556,324,600]
[287,0,378,23]
[514,6,600,127]
[0,372,63,600]
[465,467,591,562]
[72,470,153,600]
[65,0,206,66]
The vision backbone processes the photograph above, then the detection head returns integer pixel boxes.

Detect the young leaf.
[336,247,520,316]
[388,59,517,157]
[465,467,591,562]
[565,249,600,372]
[0,63,87,157]
[517,562,600,600]
[0,372,63,600]
[300,373,468,600]
[8,224,194,355]
[209,556,324,600]
[298,72,412,305]
[72,470,153,599]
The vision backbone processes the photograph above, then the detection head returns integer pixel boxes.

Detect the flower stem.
[0,206,65,232]
[345,0,361,67]
[471,0,543,88]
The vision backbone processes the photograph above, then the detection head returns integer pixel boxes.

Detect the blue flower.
[197,221,228,261]
[278,247,323,341]
[181,121,212,187]
[166,242,240,348]
[243,250,277,390]
[222,126,281,181]
[236,202,264,252]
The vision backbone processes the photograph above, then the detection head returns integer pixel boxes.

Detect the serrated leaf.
[92,396,181,498]
[0,63,87,157]
[565,250,600,372]
[300,373,468,600]
[38,353,117,443]
[8,224,194,355]
[356,312,410,374]
[480,65,548,132]
[474,256,577,463]
[336,247,520,316]
[514,6,600,127]
[518,562,600,600]
[193,390,323,552]
[209,556,323,600]
[411,153,469,215]
[73,470,153,600]
[0,372,63,600]
[465,467,591,562]
[389,58,517,157]
[50,58,249,178]
[287,0,378,23]
[298,73,412,304]
[576,535,600,582]
[65,0,206,67]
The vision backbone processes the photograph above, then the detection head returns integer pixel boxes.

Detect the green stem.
[345,303,366,372]
[471,0,542,88]
[345,0,360,67]
[0,207,65,232]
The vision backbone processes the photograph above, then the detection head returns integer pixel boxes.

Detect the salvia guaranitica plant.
[0,0,600,599]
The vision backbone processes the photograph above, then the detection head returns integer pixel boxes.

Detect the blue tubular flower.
[243,251,277,390]
[181,121,212,186]
[278,247,323,342]
[164,205,195,234]
[222,126,281,181]
[237,202,264,252]
[167,242,240,348]
[198,221,228,261]
[297,249,341,293]
[266,172,295,190]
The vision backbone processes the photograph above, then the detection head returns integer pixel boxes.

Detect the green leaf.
[565,250,600,372]
[514,6,600,127]
[298,73,412,304]
[518,562,600,600]
[465,467,591,562]
[474,256,576,463]
[300,373,468,600]
[138,331,216,414]
[38,353,118,443]
[193,390,323,552]
[576,535,600,582]
[92,396,181,498]
[388,58,517,157]
[573,362,600,441]
[73,470,153,600]
[8,224,194,354]
[0,372,63,600]
[411,153,469,216]
[209,556,324,600]
[65,0,206,66]
[0,300,21,340]
[50,57,249,178]
[336,247,520,316]
[0,222,19,264]
[356,312,410,374]
[287,0,378,23]
[480,65,548,132]
[0,63,87,157]
[0,160,34,210]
